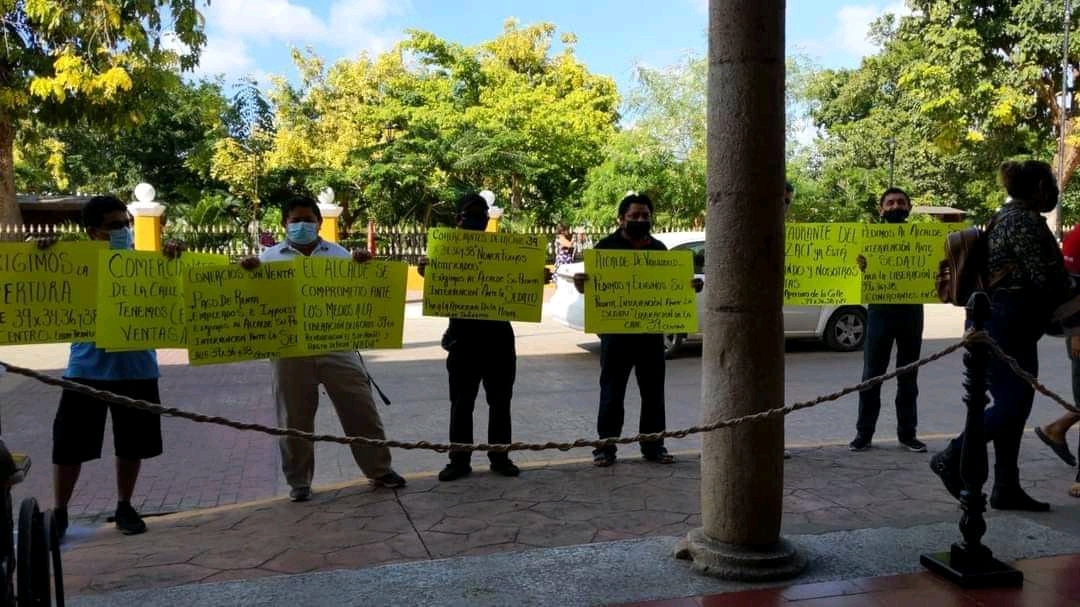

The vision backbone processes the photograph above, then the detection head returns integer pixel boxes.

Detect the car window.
[670,241,705,274]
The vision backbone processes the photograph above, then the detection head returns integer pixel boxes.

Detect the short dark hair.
[785,181,795,193]
[618,193,653,217]
[281,195,321,221]
[456,192,488,215]
[81,195,127,230]
[878,187,910,206]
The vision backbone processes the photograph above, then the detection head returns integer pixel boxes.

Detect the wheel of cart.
[16,499,62,607]
[0,440,63,607]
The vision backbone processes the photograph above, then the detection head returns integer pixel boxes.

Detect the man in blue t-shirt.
[47,195,181,539]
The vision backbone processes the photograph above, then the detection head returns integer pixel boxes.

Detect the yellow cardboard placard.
[96,251,228,350]
[583,249,698,334]
[422,228,546,322]
[296,258,408,352]
[860,223,952,304]
[0,241,105,345]
[784,223,863,305]
[183,262,303,366]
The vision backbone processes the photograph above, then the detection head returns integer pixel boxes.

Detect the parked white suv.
[547,231,867,357]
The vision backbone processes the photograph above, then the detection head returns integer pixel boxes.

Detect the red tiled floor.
[780,580,864,601]
[613,599,702,607]
[698,589,786,606]
[613,554,1080,607]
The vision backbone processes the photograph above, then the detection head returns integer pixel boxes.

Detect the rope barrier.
[0,329,1074,453]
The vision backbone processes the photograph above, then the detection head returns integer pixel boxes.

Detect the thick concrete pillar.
[675,0,805,580]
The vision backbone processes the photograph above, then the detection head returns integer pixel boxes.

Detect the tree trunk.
[0,111,22,234]
[701,0,786,545]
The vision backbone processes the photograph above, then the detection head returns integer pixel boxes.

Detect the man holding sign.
[573,193,702,467]
[47,196,183,538]
[417,193,551,482]
[850,188,926,453]
[241,195,406,502]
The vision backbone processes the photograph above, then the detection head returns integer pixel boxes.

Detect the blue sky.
[188,0,911,93]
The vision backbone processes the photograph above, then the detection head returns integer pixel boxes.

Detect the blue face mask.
[108,227,133,250]
[287,222,319,246]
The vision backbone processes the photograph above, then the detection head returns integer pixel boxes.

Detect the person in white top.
[240,195,406,502]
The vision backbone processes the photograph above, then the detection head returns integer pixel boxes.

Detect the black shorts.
[52,378,164,465]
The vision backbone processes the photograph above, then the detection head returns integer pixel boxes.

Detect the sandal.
[1034,427,1077,467]
[593,452,616,467]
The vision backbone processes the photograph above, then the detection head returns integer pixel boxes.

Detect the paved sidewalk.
[58,437,1080,598]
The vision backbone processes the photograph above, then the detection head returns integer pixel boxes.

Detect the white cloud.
[833,2,912,57]
[187,0,406,80]
[327,0,407,57]
[203,0,327,42]
[193,37,257,78]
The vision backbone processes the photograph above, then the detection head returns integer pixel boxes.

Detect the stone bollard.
[920,291,1023,588]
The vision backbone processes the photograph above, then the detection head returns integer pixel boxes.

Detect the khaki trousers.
[271,351,393,488]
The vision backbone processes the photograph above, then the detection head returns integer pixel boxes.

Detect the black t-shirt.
[593,231,668,251]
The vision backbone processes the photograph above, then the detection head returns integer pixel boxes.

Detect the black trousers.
[856,304,923,441]
[447,336,516,464]
[595,334,666,456]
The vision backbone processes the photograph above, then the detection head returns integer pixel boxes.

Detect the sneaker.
[373,471,407,489]
[438,462,472,482]
[784,450,793,460]
[592,451,616,467]
[490,458,520,477]
[53,507,68,541]
[642,447,675,464]
[114,502,147,535]
[289,486,312,502]
[899,437,927,453]
[848,435,872,452]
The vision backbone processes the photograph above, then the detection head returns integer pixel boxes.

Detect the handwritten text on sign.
[183,262,302,366]
[860,223,950,304]
[583,249,698,334]
[96,251,228,350]
[423,228,546,322]
[297,258,408,352]
[784,223,862,305]
[0,242,105,345]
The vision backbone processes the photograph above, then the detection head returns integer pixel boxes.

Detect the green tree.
[16,75,231,206]
[0,0,207,225]
[806,2,1080,222]
[268,21,620,227]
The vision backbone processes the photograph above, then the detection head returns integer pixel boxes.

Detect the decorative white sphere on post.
[134,183,156,203]
[479,190,496,207]
[317,187,335,206]
[487,206,504,219]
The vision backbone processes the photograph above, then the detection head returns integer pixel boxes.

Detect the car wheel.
[663,333,685,358]
[823,307,867,352]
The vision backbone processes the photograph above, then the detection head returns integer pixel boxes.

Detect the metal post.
[887,138,897,188]
[920,292,1023,588]
[1053,0,1072,238]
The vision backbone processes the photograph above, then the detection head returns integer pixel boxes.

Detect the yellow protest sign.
[183,262,302,366]
[423,228,546,322]
[95,251,228,350]
[296,258,408,352]
[860,223,951,304]
[0,241,105,345]
[583,249,698,334]
[784,223,862,305]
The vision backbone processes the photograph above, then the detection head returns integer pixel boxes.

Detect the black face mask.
[881,209,910,224]
[459,215,488,231]
[624,220,651,240]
